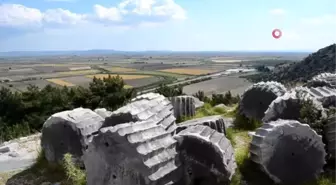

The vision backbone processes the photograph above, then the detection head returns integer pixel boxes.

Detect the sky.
[0,0,335,52]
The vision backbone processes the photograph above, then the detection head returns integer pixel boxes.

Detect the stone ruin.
[294,86,336,109]
[250,119,326,185]
[306,72,336,88]
[174,125,236,185]
[325,114,336,159]
[239,81,287,121]
[41,108,104,165]
[262,87,326,123]
[170,96,197,121]
[176,115,233,135]
[40,92,236,185]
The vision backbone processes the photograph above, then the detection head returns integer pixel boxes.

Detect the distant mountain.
[247,43,336,83]
[0,49,310,57]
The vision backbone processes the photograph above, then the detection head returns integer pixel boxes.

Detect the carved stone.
[262,88,326,123]
[325,115,336,159]
[84,94,183,185]
[41,108,104,164]
[176,115,233,135]
[239,81,287,120]
[170,96,196,121]
[306,73,336,88]
[250,119,326,185]
[94,108,112,119]
[174,125,237,185]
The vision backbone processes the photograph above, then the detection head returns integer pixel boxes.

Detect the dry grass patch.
[47,79,75,87]
[107,67,137,72]
[57,70,99,76]
[86,74,152,80]
[159,68,216,75]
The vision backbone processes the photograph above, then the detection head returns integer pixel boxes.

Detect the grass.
[57,70,100,76]
[2,150,86,185]
[159,68,216,75]
[46,78,75,87]
[86,74,152,80]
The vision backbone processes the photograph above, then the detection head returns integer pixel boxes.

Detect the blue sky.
[0,0,335,51]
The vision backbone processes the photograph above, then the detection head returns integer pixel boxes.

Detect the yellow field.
[47,79,75,87]
[57,70,99,76]
[124,85,133,89]
[86,74,152,80]
[107,67,137,72]
[159,68,216,75]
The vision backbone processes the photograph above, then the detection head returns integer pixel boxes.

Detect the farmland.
[0,51,307,93]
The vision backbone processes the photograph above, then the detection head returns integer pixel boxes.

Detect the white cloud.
[0,4,43,27]
[269,8,286,16]
[301,14,336,25]
[0,0,186,29]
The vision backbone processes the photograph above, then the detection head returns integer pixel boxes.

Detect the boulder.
[174,125,236,185]
[103,92,177,134]
[250,119,326,185]
[41,108,104,164]
[262,88,326,123]
[176,115,233,134]
[84,94,183,185]
[239,81,287,121]
[170,96,196,121]
[94,108,112,119]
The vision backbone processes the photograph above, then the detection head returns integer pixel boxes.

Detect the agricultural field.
[104,67,137,72]
[57,69,99,76]
[46,79,75,87]
[86,74,152,80]
[159,68,217,75]
[6,80,57,91]
[183,74,253,96]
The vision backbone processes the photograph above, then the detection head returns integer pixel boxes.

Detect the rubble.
[306,72,336,88]
[41,108,104,164]
[94,108,112,119]
[262,88,326,123]
[176,115,233,134]
[250,119,326,185]
[290,86,336,108]
[170,96,196,121]
[84,93,183,185]
[174,125,237,185]
[239,81,287,121]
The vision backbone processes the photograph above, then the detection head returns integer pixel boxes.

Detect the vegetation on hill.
[245,44,336,84]
[0,75,135,142]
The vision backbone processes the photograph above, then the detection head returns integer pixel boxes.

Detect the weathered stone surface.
[297,86,336,108]
[325,115,336,159]
[306,72,336,88]
[170,96,196,121]
[191,97,204,109]
[103,93,177,134]
[94,108,112,119]
[250,119,326,185]
[239,81,287,121]
[84,110,183,184]
[262,88,326,123]
[176,115,233,135]
[174,125,236,185]
[41,108,104,164]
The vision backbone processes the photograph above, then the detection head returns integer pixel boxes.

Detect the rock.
[250,119,326,185]
[41,107,104,164]
[8,151,20,158]
[176,115,233,135]
[191,96,204,109]
[94,108,112,119]
[174,125,237,185]
[84,98,183,185]
[214,104,227,108]
[170,96,196,121]
[41,182,51,185]
[262,88,326,123]
[104,93,177,134]
[239,81,287,121]
[306,72,336,88]
[325,115,336,159]
[0,146,10,153]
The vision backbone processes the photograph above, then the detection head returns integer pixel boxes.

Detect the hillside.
[246,44,336,83]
